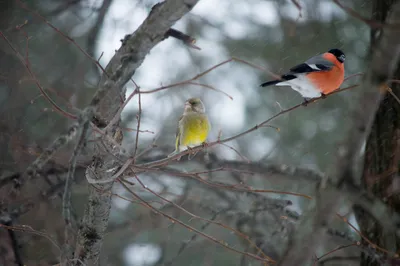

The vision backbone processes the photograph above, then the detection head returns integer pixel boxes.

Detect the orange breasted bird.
[260,48,345,104]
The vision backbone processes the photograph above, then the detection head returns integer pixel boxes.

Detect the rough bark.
[72,0,200,265]
[355,1,400,265]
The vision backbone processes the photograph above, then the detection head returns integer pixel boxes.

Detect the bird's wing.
[175,115,183,151]
[288,54,335,74]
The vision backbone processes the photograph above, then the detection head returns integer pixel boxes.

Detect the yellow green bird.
[168,98,210,160]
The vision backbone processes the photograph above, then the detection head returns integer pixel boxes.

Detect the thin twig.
[119,181,272,264]
[336,213,398,257]
[25,124,79,177]
[62,118,89,264]
[0,223,61,252]
[104,89,138,132]
[16,0,109,76]
[87,0,113,58]
[134,84,359,171]
[386,80,400,105]
[158,168,312,199]
[0,31,77,120]
[291,0,302,18]
[332,0,400,29]
[219,143,251,163]
[344,72,364,81]
[133,88,142,161]
[126,175,273,262]
[313,243,358,266]
[140,56,280,97]
[164,211,220,266]
[0,215,24,266]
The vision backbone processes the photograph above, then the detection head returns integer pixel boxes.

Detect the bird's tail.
[260,74,297,87]
[260,80,281,87]
[168,150,181,161]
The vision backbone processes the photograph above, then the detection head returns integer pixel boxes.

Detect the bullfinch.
[260,48,345,104]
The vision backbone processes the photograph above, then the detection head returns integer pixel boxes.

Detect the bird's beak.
[184,102,191,108]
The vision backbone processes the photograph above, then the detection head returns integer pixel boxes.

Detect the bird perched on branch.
[168,98,210,160]
[260,48,345,104]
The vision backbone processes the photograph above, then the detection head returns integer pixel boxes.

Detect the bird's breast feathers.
[179,113,210,148]
[306,64,344,94]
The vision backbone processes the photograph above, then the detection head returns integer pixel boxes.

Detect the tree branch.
[72,0,200,265]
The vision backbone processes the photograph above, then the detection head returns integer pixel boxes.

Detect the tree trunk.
[355,1,400,265]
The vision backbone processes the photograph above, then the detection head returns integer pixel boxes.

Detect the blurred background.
[0,0,372,265]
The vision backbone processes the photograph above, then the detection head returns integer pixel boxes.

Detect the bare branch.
[62,118,90,265]
[166,28,201,50]
[73,0,201,265]
[87,0,113,58]
[119,181,272,264]
[332,0,400,29]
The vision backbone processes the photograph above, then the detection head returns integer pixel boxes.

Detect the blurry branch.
[164,211,221,266]
[165,28,201,50]
[290,0,302,18]
[318,256,359,266]
[140,155,399,229]
[126,174,273,261]
[16,0,109,78]
[0,213,23,266]
[279,2,400,265]
[0,172,20,188]
[327,229,387,265]
[140,56,280,97]
[0,163,71,189]
[336,214,395,256]
[24,124,79,177]
[72,0,201,265]
[205,159,323,184]
[313,243,359,266]
[6,2,114,180]
[87,0,113,58]
[120,181,273,264]
[46,0,82,17]
[132,87,142,161]
[158,167,312,199]
[0,223,61,252]
[332,0,400,29]
[0,31,77,120]
[62,120,90,263]
[385,82,400,104]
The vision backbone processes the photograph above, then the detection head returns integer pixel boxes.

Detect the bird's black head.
[328,48,345,63]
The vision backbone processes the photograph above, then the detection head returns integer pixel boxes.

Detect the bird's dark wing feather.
[175,115,183,150]
[260,54,334,87]
[289,63,330,74]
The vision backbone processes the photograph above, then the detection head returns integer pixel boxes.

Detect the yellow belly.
[179,113,210,148]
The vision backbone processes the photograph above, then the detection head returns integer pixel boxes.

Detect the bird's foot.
[188,148,199,160]
[302,98,310,106]
[320,93,327,99]
[201,141,209,148]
